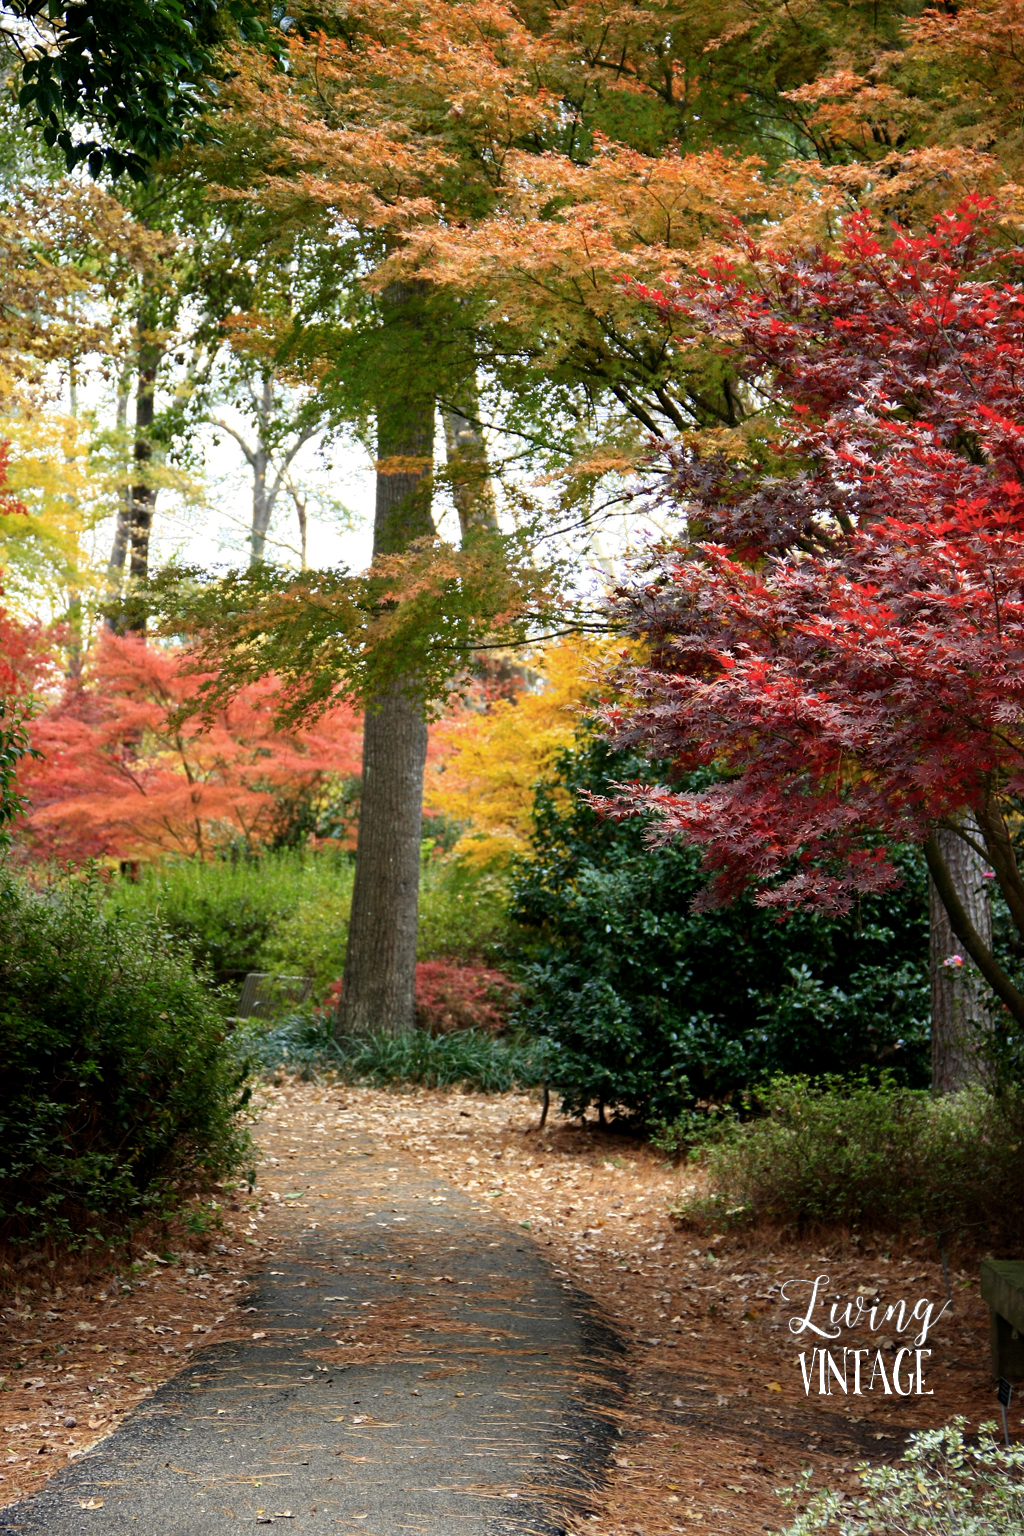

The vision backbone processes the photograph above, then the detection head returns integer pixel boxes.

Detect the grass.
[235,1012,551,1093]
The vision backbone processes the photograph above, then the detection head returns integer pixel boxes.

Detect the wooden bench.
[234,972,313,1021]
[980,1259,1024,1381]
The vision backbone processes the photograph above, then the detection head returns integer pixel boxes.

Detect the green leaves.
[143,531,563,722]
[6,0,281,179]
[0,867,252,1244]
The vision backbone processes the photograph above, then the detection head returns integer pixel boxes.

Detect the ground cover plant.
[780,1420,1024,1536]
[0,867,252,1247]
[511,733,930,1124]
[237,1011,548,1094]
[672,1074,1024,1247]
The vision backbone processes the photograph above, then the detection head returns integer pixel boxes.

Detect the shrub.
[0,868,252,1246]
[414,959,519,1033]
[108,849,355,990]
[511,732,930,1124]
[674,1074,1024,1244]
[109,846,516,999]
[779,1419,1024,1535]
[236,1012,549,1092]
[416,856,517,964]
[322,960,519,1035]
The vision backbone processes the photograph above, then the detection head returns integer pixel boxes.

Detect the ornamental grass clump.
[673,1074,1024,1244]
[0,868,253,1247]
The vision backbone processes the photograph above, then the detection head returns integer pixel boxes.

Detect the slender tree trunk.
[337,286,435,1037]
[126,338,161,630]
[104,378,134,631]
[929,824,993,1092]
[250,443,272,563]
[442,373,498,537]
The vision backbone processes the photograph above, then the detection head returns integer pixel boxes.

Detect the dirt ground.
[0,1081,1011,1533]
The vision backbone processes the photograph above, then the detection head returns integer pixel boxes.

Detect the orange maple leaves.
[18,634,362,863]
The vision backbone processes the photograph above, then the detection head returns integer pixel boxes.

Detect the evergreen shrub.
[0,869,252,1246]
[511,734,930,1123]
[674,1074,1024,1243]
[779,1420,1024,1535]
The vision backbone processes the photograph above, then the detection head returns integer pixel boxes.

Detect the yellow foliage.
[426,636,620,865]
[0,411,113,606]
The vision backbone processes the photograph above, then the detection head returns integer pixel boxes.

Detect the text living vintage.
[783,1273,950,1397]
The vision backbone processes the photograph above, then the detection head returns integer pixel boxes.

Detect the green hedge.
[0,869,253,1246]
[109,848,516,997]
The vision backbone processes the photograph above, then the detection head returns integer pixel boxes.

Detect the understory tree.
[603,198,1024,1088]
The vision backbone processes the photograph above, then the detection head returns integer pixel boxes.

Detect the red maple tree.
[19,633,363,863]
[605,198,1024,1024]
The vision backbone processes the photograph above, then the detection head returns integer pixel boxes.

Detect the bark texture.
[337,688,429,1035]
[929,824,993,1092]
[337,284,435,1036]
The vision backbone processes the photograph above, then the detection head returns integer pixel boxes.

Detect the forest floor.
[0,1081,1007,1534]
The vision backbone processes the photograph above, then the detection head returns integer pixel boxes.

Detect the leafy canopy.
[604,196,1024,1026]
[5,0,279,180]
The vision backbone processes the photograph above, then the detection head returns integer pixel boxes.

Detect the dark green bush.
[511,733,930,1123]
[675,1074,1024,1243]
[238,1012,549,1093]
[0,868,253,1245]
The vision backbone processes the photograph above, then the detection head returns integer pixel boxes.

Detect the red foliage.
[413,960,518,1034]
[323,961,518,1034]
[605,200,1024,936]
[0,603,56,701]
[18,632,362,863]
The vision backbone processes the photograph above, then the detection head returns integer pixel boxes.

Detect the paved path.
[0,1134,624,1536]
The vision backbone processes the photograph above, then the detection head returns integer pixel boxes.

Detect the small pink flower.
[943,954,965,969]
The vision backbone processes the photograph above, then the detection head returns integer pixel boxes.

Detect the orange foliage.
[18,634,363,864]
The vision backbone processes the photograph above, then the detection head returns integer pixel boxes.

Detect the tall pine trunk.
[337,286,435,1036]
[929,824,993,1092]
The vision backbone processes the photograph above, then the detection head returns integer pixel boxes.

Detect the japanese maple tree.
[18,633,362,864]
[604,197,1024,1032]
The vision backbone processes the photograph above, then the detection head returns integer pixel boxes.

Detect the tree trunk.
[337,285,435,1036]
[250,442,272,563]
[929,824,993,1092]
[106,377,132,601]
[126,338,161,630]
[337,689,429,1034]
[442,373,498,537]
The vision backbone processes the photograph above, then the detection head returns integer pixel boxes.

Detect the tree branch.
[924,831,1024,1027]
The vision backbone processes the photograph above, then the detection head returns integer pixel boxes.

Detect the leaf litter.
[0,1079,1001,1534]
